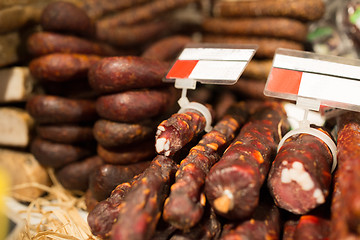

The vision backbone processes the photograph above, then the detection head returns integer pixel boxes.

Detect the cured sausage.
[110,155,178,240]
[88,56,169,94]
[267,127,333,215]
[204,101,289,220]
[163,102,249,230]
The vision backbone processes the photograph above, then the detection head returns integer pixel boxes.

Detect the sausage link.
[26,95,98,124]
[41,1,95,36]
[155,108,209,157]
[204,101,289,220]
[30,137,94,168]
[267,127,333,214]
[55,155,103,191]
[29,53,101,82]
[97,141,156,165]
[163,102,249,230]
[36,124,94,144]
[88,56,169,94]
[89,161,151,201]
[202,17,308,42]
[213,0,325,22]
[330,111,360,237]
[95,87,176,123]
[27,32,124,57]
[93,119,156,148]
[110,155,178,240]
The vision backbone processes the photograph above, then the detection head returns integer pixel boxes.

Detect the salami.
[97,141,156,165]
[213,0,325,21]
[93,119,156,148]
[169,207,221,240]
[163,102,249,230]
[95,87,175,123]
[330,111,360,237]
[88,56,169,94]
[267,127,333,215]
[88,178,137,238]
[220,195,281,240]
[293,215,330,240]
[155,107,210,157]
[110,155,178,240]
[96,21,171,47]
[204,101,289,220]
[27,32,123,57]
[55,155,103,191]
[41,1,95,36]
[36,124,94,144]
[26,95,98,124]
[202,17,308,42]
[88,161,151,201]
[96,0,199,27]
[30,137,94,168]
[29,53,101,82]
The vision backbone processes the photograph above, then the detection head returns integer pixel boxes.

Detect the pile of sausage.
[202,0,325,100]
[20,1,360,239]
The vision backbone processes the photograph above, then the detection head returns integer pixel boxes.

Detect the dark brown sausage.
[95,87,176,123]
[93,119,156,148]
[220,195,281,240]
[26,95,98,124]
[29,53,101,82]
[294,215,330,240]
[141,35,192,62]
[30,137,94,168]
[155,108,208,157]
[55,155,103,191]
[204,101,289,220]
[267,127,333,215]
[37,79,98,99]
[110,155,178,240]
[282,219,298,240]
[163,102,249,230]
[202,35,304,59]
[169,207,221,240]
[88,56,169,94]
[96,0,199,27]
[36,124,94,144]
[89,161,151,201]
[81,0,151,20]
[96,20,171,47]
[87,178,137,238]
[26,32,123,57]
[330,111,360,237]
[213,0,326,22]
[202,17,308,42]
[97,141,156,165]
[41,1,95,36]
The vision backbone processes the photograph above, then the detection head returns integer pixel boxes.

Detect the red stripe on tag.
[266,68,302,95]
[166,60,198,79]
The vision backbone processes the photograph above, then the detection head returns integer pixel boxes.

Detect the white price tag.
[264,48,360,112]
[165,43,257,85]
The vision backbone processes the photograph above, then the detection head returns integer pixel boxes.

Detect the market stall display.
[3,0,360,240]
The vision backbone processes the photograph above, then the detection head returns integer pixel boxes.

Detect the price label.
[264,48,360,112]
[165,43,257,85]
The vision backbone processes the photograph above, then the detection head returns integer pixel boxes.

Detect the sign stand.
[165,43,258,132]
